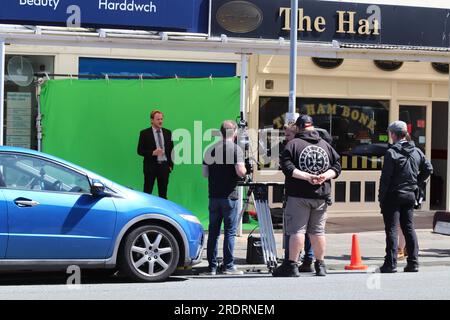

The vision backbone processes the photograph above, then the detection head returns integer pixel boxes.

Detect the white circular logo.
[299,145,330,174]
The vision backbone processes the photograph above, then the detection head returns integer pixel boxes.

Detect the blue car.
[0,146,204,282]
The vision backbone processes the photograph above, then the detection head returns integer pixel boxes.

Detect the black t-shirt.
[203,140,245,199]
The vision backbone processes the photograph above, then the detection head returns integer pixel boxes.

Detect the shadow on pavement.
[420,248,450,257]
[0,271,188,286]
[194,275,272,279]
[326,213,433,234]
[325,255,384,261]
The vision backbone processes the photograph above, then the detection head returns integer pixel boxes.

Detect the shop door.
[399,103,431,210]
[399,105,428,153]
[430,102,448,210]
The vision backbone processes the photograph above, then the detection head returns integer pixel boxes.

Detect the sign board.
[211,0,450,48]
[0,0,204,32]
[434,221,450,236]
[6,92,32,149]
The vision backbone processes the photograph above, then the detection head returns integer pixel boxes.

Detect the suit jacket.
[137,127,174,173]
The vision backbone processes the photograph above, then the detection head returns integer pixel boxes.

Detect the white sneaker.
[203,269,217,276]
[222,267,244,275]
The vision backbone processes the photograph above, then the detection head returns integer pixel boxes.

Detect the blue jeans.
[207,198,238,271]
[284,233,315,262]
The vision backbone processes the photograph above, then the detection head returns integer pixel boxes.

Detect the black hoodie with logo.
[378,140,433,204]
[281,130,341,199]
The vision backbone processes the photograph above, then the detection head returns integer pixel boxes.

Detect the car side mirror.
[91,180,106,197]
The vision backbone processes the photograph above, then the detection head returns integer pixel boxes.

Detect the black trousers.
[381,191,419,268]
[143,162,171,199]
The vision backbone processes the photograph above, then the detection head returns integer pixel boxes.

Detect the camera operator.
[202,120,247,276]
[274,115,341,277]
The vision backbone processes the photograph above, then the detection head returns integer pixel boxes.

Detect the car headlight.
[180,214,202,225]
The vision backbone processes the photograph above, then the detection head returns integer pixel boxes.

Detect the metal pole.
[240,54,248,121]
[286,0,299,125]
[237,187,244,237]
[36,81,42,151]
[238,53,248,237]
[0,39,5,146]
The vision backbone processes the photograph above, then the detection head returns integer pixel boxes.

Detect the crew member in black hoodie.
[274,115,341,277]
[378,121,433,273]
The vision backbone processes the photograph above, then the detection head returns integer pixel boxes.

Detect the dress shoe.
[378,264,397,273]
[404,264,419,273]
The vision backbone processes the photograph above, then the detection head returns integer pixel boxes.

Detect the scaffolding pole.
[238,53,248,237]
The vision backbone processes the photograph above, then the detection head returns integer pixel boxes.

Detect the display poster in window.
[6,92,32,149]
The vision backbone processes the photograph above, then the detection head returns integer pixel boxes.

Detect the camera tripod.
[237,181,283,273]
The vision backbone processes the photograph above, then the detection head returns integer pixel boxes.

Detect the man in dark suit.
[137,110,174,199]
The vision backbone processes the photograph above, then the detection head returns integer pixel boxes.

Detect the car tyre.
[120,225,180,282]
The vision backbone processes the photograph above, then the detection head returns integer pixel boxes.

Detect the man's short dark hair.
[220,120,237,139]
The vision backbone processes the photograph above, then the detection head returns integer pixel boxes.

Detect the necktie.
[156,129,164,151]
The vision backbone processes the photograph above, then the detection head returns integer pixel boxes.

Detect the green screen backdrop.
[40,78,256,229]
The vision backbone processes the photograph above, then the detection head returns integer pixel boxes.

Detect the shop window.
[374,60,403,71]
[312,57,344,69]
[365,181,376,202]
[259,97,389,170]
[335,182,346,203]
[399,105,427,153]
[272,185,284,203]
[431,63,449,74]
[3,55,54,150]
[350,182,361,202]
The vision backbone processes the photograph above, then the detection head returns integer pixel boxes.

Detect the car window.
[0,153,91,193]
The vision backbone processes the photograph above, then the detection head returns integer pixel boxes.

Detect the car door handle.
[14,199,40,208]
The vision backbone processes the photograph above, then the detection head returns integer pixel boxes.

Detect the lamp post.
[286,0,299,125]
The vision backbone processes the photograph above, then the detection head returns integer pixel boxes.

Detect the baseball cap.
[296,115,314,129]
[388,121,408,134]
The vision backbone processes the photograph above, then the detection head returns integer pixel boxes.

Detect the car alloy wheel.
[121,225,179,282]
[131,230,174,277]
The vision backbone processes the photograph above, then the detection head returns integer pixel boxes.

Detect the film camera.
[236,112,254,178]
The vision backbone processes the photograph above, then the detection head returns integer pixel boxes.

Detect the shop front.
[207,0,450,213]
[2,0,450,216]
[2,55,54,150]
[249,55,448,213]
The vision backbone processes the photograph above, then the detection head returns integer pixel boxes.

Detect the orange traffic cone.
[345,234,368,270]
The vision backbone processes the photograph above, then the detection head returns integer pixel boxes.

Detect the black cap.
[296,115,314,129]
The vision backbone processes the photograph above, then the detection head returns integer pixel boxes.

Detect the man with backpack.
[378,121,433,273]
